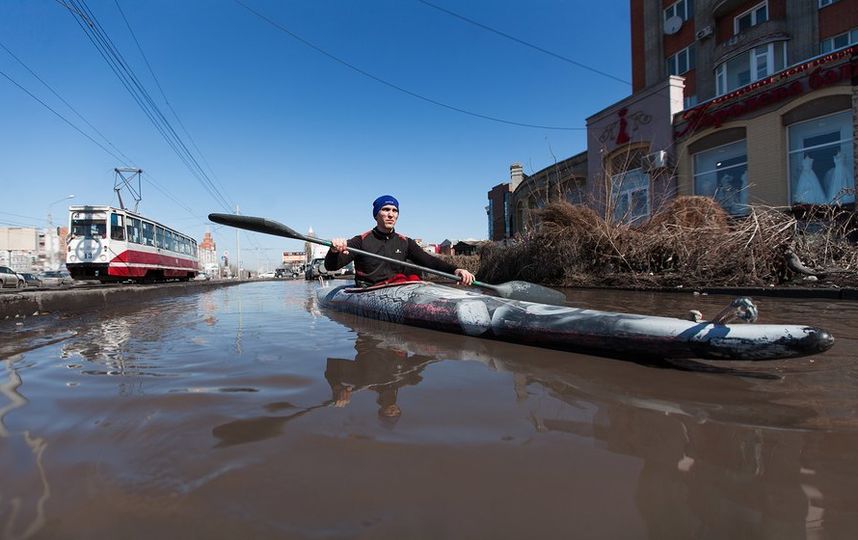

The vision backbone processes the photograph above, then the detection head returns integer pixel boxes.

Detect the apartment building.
[487,0,856,239]
[640,0,856,212]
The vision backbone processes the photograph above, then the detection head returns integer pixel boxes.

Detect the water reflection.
[325,332,437,423]
[316,308,858,538]
[59,298,197,381]
[1,355,50,540]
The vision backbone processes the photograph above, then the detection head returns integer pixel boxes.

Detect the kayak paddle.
[208,213,567,306]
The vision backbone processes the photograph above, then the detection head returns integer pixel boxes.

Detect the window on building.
[820,27,858,53]
[734,2,768,34]
[667,45,695,76]
[664,0,694,22]
[715,42,786,95]
[684,95,698,109]
[788,110,854,205]
[693,140,749,215]
[818,0,839,7]
[610,169,650,223]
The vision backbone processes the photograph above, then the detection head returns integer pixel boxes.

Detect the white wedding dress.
[794,155,826,204]
[825,151,852,202]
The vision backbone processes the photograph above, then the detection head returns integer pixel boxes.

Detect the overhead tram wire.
[67,0,233,212]
[112,0,235,209]
[414,0,693,161]
[0,68,203,221]
[0,69,127,163]
[0,40,136,165]
[415,0,631,87]
[232,0,585,131]
[59,0,235,213]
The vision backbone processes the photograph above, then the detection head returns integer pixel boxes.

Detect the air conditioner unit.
[643,150,669,170]
[695,26,713,40]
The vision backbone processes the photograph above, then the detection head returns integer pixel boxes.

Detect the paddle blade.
[491,281,567,306]
[208,213,308,242]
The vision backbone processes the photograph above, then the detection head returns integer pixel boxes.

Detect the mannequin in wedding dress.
[794,154,826,203]
[824,150,852,203]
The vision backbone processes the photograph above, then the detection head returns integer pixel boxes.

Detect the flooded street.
[1,281,857,539]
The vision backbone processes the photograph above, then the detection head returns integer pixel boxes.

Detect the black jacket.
[324,227,457,286]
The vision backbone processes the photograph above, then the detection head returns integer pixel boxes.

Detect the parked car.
[0,266,25,288]
[193,272,211,281]
[40,270,74,287]
[19,272,42,287]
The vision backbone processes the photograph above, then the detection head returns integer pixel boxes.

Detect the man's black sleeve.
[406,239,457,275]
[324,235,360,270]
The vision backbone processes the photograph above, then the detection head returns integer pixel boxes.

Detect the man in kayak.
[326,194,476,288]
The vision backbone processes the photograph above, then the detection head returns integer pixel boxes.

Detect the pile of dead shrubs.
[477,196,858,289]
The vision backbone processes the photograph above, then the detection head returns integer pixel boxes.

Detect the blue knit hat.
[372,195,399,217]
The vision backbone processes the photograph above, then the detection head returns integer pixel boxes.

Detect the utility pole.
[236,205,241,280]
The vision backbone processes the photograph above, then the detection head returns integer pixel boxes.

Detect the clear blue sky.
[0,0,631,271]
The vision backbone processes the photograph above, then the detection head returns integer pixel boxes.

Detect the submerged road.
[1,280,856,538]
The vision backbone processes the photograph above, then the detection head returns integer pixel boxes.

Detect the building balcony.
[714,19,789,64]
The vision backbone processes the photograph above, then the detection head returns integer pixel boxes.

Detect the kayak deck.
[316,281,834,361]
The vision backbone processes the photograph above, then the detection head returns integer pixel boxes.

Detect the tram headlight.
[69,255,77,261]
[100,254,107,261]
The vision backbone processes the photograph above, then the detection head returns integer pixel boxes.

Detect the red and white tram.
[66,205,199,282]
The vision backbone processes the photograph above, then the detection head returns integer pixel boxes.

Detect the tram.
[66,205,199,282]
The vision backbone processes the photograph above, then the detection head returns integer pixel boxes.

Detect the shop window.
[693,140,749,215]
[788,110,854,205]
[715,42,786,96]
[734,2,768,34]
[820,27,858,53]
[667,45,695,76]
[610,169,650,223]
[664,0,694,22]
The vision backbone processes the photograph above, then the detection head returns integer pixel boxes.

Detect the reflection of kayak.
[316,282,834,361]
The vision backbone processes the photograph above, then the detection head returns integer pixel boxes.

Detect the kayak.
[316,281,835,361]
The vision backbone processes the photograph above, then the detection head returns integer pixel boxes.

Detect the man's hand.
[330,238,349,254]
[454,268,475,286]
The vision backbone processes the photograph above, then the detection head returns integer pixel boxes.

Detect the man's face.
[375,205,399,231]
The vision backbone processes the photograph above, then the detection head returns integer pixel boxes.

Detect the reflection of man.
[324,333,433,422]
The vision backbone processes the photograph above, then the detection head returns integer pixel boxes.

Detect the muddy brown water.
[1,281,856,539]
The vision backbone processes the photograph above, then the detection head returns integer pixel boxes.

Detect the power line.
[233,0,586,131]
[415,0,631,87]
[112,0,235,209]
[59,0,236,212]
[0,69,128,162]
[0,39,137,164]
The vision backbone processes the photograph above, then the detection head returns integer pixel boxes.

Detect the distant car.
[0,266,25,288]
[258,271,276,279]
[193,272,211,281]
[305,258,327,280]
[19,272,42,287]
[40,270,74,287]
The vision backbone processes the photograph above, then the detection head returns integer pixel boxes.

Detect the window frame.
[610,168,651,224]
[787,110,854,205]
[820,27,858,54]
[714,41,786,96]
[667,44,696,76]
[664,0,694,23]
[818,0,838,8]
[734,1,768,35]
[692,139,749,215]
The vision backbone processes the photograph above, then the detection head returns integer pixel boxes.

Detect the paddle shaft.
[207,213,492,290]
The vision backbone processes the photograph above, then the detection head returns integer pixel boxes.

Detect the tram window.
[142,222,154,246]
[127,218,141,244]
[110,213,125,241]
[71,219,106,238]
[156,226,165,249]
